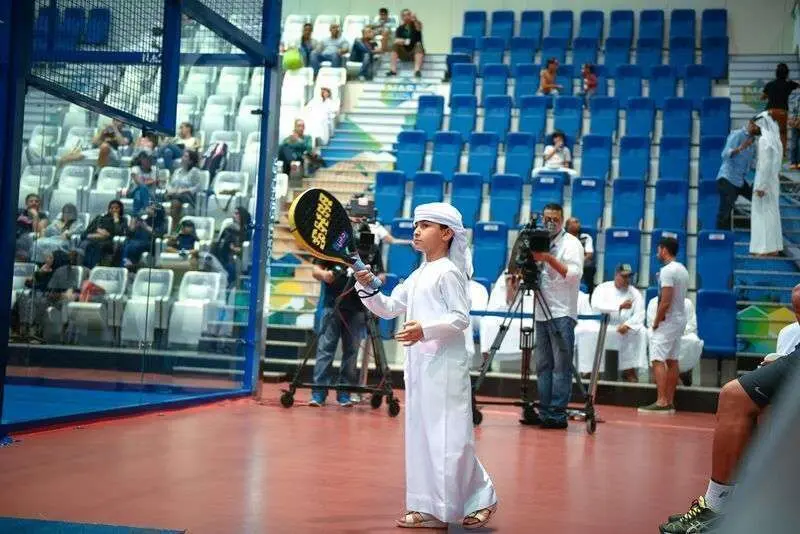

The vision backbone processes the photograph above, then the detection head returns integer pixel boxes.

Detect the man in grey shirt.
[310,23,349,74]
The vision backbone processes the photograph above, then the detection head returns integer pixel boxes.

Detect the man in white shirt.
[566,217,596,293]
[575,263,647,381]
[530,203,584,428]
[640,236,690,414]
[310,23,349,74]
[647,297,704,386]
[532,131,579,178]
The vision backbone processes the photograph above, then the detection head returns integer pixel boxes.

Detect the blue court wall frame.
[0,0,283,433]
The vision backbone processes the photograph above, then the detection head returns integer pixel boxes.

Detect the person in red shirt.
[580,64,598,106]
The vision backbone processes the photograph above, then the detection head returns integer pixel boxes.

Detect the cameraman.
[530,203,584,429]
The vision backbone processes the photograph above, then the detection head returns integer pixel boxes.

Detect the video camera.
[347,194,379,265]
[514,213,551,288]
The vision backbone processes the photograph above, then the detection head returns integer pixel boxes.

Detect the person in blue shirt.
[716,120,759,230]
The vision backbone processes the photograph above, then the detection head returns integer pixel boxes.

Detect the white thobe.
[575,282,647,373]
[358,258,496,522]
[646,297,704,373]
[749,135,783,254]
[479,274,536,368]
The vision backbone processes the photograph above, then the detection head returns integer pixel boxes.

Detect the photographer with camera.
[528,204,584,429]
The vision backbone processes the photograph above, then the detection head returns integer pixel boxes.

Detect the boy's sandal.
[395,511,447,529]
[462,503,497,530]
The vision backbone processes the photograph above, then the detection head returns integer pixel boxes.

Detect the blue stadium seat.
[388,219,419,278]
[513,64,541,102]
[446,53,473,80]
[609,10,634,43]
[541,37,568,65]
[467,132,499,183]
[614,65,643,109]
[34,7,56,51]
[479,37,505,74]
[648,65,677,109]
[472,222,509,281]
[696,230,735,289]
[483,95,513,144]
[702,9,728,39]
[649,229,688,282]
[490,10,515,47]
[592,65,609,97]
[701,97,731,137]
[374,171,406,222]
[670,9,696,40]
[669,37,696,78]
[378,273,400,338]
[489,174,524,227]
[626,97,656,138]
[448,95,477,143]
[451,173,483,228]
[699,135,726,182]
[556,64,575,96]
[696,290,737,356]
[414,95,444,141]
[481,64,509,106]
[635,37,663,74]
[509,39,536,70]
[659,136,691,181]
[640,10,665,48]
[553,96,582,143]
[450,63,477,100]
[612,179,645,227]
[61,7,86,40]
[451,36,477,57]
[590,97,619,137]
[618,136,651,180]
[395,130,426,178]
[697,181,720,231]
[603,227,642,281]
[702,37,729,80]
[85,8,111,45]
[520,11,544,48]
[571,178,605,228]
[518,95,548,141]
[549,10,574,42]
[463,11,487,39]
[572,38,598,69]
[504,132,536,182]
[684,65,712,110]
[654,179,689,229]
[410,172,445,211]
[431,131,463,182]
[578,10,604,42]
[531,174,566,215]
[604,37,631,73]
[662,98,693,137]
[580,134,612,180]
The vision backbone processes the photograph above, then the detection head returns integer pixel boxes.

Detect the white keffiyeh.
[413,202,474,278]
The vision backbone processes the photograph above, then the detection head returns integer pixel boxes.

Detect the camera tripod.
[279,282,400,417]
[471,280,609,434]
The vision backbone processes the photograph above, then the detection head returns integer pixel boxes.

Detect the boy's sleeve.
[356,278,409,320]
[420,270,469,341]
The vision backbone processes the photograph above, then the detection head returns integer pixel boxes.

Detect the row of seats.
[450,63,724,107]
[461,9,727,48]
[281,13,399,49]
[33,5,111,49]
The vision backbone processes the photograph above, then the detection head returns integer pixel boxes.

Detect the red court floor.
[0,385,716,533]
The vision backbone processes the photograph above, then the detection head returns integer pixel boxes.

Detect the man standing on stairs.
[749,111,785,256]
[386,9,424,79]
[716,120,756,230]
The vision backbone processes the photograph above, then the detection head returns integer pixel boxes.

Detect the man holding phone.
[387,9,424,78]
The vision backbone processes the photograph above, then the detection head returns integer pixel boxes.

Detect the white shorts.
[649,322,685,362]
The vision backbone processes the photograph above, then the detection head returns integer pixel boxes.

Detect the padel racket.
[288,188,382,289]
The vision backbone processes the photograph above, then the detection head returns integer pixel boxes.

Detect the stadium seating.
[556,64,574,96]
[685,65,712,110]
[603,227,642,281]
[701,97,732,137]
[415,95,444,141]
[625,97,655,138]
[451,36,476,57]
[518,96,548,141]
[541,37,568,65]
[504,132,536,181]
[670,9,696,40]
[520,10,544,47]
[450,63,477,99]
[374,171,405,222]
[489,174,524,227]
[697,180,721,231]
[696,290,737,356]
[702,9,728,39]
[580,134,612,180]
[614,65,642,108]
[578,10,603,42]
[669,36,695,77]
[572,38,598,68]
[612,179,645,227]
[467,132,499,183]
[549,10,574,43]
[472,222,509,281]
[640,10,665,47]
[589,97,619,137]
[490,10,515,46]
[448,95,477,142]
[699,136,727,182]
[609,10,634,43]
[696,230,735,290]
[478,37,505,74]
[395,130,426,178]
[618,136,651,180]
[702,36,729,79]
[604,38,631,73]
[431,131,463,182]
[451,173,483,228]
[411,172,445,211]
[662,98,693,137]
[648,65,677,109]
[481,64,510,106]
[483,95,513,143]
[636,37,663,74]
[659,136,691,181]
[570,178,605,229]
[463,11,487,38]
[513,64,541,103]
[85,7,111,45]
[654,180,689,230]
[510,39,536,69]
[531,174,566,215]
[388,219,419,278]
[553,96,582,143]
[649,229,688,282]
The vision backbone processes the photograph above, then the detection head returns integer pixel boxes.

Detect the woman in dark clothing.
[12,249,75,342]
[80,200,126,269]
[212,207,252,287]
[121,203,168,268]
[762,62,799,156]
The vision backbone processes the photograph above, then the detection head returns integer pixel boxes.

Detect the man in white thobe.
[646,296,704,386]
[749,111,784,255]
[575,263,647,381]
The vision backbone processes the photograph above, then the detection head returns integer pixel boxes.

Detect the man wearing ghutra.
[749,112,784,256]
[354,202,497,530]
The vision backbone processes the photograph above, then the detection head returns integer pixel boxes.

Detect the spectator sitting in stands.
[156,122,202,170]
[133,130,158,154]
[15,193,48,261]
[533,131,578,178]
[121,203,167,269]
[164,149,202,221]
[59,118,132,169]
[350,27,378,81]
[211,207,252,287]
[165,219,198,254]
[579,64,597,104]
[28,203,84,264]
[373,7,393,52]
[278,119,313,181]
[310,23,349,74]
[79,200,126,269]
[124,152,159,215]
[298,23,316,67]
[539,58,562,96]
[387,9,424,78]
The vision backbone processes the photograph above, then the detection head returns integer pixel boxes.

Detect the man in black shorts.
[659,284,800,533]
[387,9,424,78]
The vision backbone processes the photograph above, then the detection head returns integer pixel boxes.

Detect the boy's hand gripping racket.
[287,188,382,289]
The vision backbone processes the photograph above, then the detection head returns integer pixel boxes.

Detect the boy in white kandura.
[354,202,497,530]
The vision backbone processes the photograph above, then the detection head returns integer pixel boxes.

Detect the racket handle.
[352,259,383,289]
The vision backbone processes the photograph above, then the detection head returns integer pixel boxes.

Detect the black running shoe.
[659,497,722,533]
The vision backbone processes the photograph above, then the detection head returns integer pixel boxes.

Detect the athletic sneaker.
[308,392,326,407]
[659,497,722,533]
[638,402,676,414]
